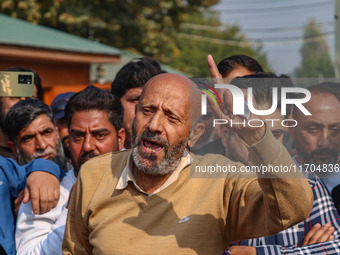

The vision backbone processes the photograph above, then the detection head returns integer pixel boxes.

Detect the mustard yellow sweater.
[63,132,313,255]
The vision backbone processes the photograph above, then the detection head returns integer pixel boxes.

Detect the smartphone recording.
[0,71,34,97]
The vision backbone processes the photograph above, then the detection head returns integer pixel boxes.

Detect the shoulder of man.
[78,150,130,182]
[191,152,228,162]
[73,150,131,209]
[189,152,246,179]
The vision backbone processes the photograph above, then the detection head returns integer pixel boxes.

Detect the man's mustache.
[32,146,56,159]
[311,148,336,157]
[78,151,98,166]
[136,129,168,150]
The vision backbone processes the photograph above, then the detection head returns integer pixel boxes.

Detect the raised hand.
[206,55,266,145]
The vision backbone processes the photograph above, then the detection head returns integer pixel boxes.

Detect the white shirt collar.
[116,149,190,196]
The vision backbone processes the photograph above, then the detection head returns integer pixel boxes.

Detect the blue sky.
[212,0,335,75]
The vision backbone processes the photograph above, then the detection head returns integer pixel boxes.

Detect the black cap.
[50,92,75,119]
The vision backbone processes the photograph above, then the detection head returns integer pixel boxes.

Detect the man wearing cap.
[51,92,75,163]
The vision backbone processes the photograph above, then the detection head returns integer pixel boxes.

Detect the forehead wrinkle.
[18,116,54,135]
[308,93,340,109]
[140,73,192,120]
[142,95,187,122]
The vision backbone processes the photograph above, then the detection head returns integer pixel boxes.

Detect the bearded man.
[6,99,66,168]
[11,86,125,255]
[290,83,340,193]
[62,57,313,255]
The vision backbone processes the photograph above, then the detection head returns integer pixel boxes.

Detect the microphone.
[331,185,340,215]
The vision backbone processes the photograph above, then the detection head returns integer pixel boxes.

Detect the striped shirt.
[225,174,340,254]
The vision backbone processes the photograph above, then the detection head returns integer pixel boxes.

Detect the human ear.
[187,123,205,148]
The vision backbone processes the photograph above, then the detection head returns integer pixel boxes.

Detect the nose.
[83,134,95,152]
[35,134,47,150]
[148,112,164,133]
[317,129,331,149]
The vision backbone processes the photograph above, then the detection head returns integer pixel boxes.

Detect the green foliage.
[295,19,335,78]
[1,0,269,76]
[170,11,270,76]
[1,0,61,24]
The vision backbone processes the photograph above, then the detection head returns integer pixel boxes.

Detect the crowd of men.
[0,55,339,254]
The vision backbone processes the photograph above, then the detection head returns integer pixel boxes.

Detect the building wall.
[0,58,90,104]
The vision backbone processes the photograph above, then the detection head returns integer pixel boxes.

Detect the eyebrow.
[20,127,54,142]
[42,127,54,133]
[304,121,323,127]
[127,93,140,99]
[329,123,340,128]
[164,108,183,122]
[90,128,110,134]
[70,128,110,134]
[70,129,85,135]
[142,104,158,110]
[304,121,340,127]
[20,134,36,142]
[141,102,184,120]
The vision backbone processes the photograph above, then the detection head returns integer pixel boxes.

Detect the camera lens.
[18,75,33,84]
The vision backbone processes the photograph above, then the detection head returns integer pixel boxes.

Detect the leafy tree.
[2,1,216,59]
[1,0,269,76]
[170,10,270,76]
[1,0,60,24]
[295,19,335,78]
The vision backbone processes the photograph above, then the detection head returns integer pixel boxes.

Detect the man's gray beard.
[131,127,188,176]
[17,138,66,168]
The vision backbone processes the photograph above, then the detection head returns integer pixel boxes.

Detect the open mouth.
[142,139,164,154]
